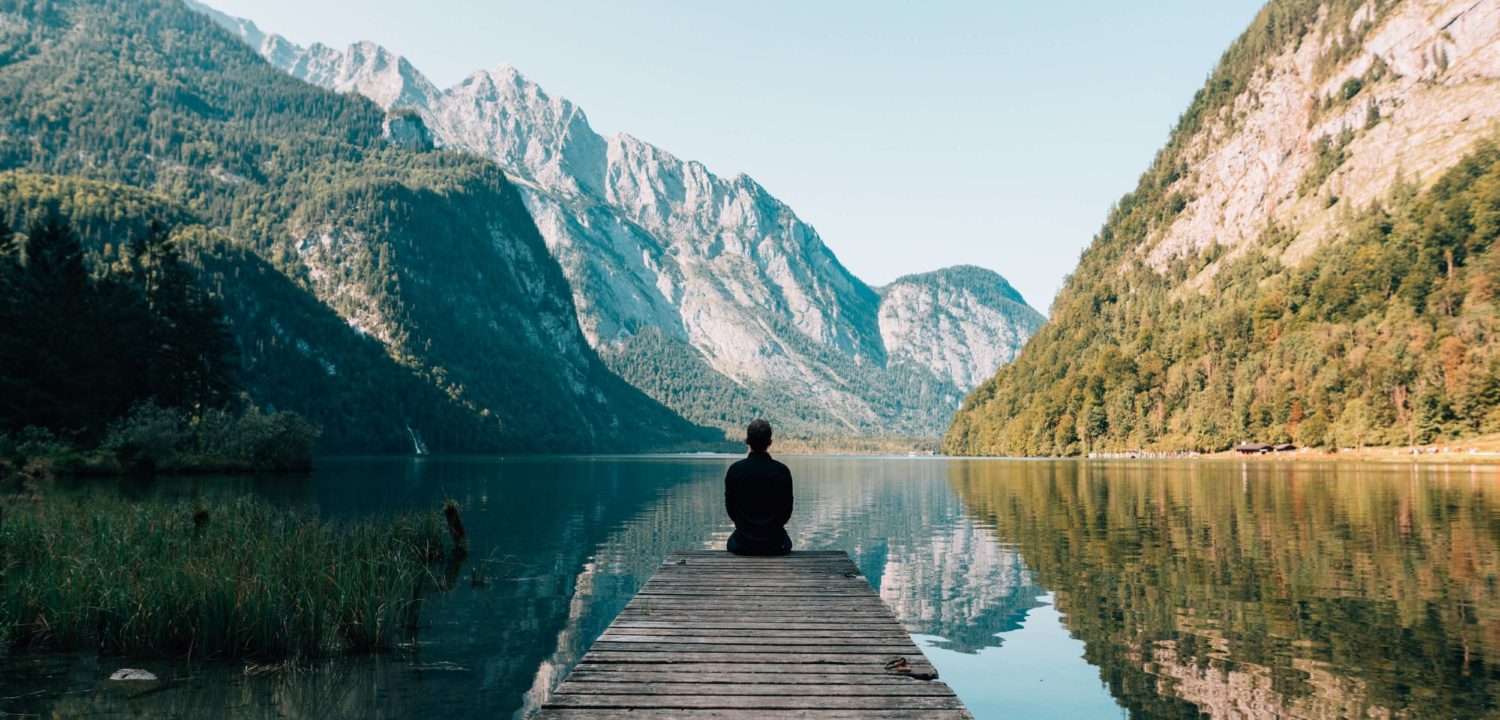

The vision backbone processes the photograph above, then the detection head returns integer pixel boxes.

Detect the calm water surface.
[5,456,1499,719]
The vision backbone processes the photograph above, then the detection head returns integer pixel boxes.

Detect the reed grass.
[0,493,444,659]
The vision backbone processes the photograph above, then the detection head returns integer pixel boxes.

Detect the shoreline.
[1081,433,1500,465]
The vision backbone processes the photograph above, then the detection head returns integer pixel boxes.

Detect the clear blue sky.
[204,0,1264,312]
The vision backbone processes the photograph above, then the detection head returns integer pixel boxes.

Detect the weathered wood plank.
[545,694,967,710]
[563,671,941,684]
[571,661,927,675]
[613,612,902,622]
[540,550,967,717]
[638,587,876,594]
[555,681,958,696]
[606,615,906,627]
[641,580,871,587]
[627,598,891,605]
[600,627,912,639]
[581,651,935,670]
[602,631,916,642]
[663,553,850,558]
[588,643,923,654]
[536,710,973,720]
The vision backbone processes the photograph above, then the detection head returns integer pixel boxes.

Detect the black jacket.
[724,451,793,551]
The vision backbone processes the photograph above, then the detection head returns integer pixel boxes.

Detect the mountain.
[188,0,1045,442]
[947,0,1500,456]
[0,0,711,453]
[879,266,1043,391]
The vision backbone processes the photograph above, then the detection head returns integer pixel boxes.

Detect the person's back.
[724,419,793,556]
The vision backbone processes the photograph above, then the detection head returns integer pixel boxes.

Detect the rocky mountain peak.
[189,0,1043,440]
[879,266,1045,391]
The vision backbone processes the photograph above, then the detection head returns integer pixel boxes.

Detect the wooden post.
[442,499,467,558]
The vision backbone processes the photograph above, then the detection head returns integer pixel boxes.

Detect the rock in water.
[109,668,157,682]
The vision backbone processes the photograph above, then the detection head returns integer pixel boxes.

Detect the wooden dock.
[536,550,973,719]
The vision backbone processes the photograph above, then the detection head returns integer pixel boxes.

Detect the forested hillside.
[0,0,712,453]
[946,0,1500,455]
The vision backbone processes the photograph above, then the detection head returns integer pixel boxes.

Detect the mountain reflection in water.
[4,456,1496,719]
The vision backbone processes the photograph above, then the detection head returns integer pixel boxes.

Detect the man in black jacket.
[724,419,793,556]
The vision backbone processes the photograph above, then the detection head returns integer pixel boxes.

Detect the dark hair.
[746,418,773,451]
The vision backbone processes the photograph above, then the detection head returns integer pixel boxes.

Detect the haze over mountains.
[189,0,1045,442]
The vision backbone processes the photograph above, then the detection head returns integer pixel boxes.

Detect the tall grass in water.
[0,493,444,658]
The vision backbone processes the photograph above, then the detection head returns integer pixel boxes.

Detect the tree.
[1335,399,1373,449]
[3,213,104,435]
[134,222,236,414]
[1295,413,1329,448]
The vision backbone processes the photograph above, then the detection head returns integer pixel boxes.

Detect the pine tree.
[137,223,236,414]
[6,213,100,435]
[0,218,22,429]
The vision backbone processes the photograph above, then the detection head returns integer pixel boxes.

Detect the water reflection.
[6,457,1497,719]
[949,460,1500,719]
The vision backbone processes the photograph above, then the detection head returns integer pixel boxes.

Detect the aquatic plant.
[0,493,444,659]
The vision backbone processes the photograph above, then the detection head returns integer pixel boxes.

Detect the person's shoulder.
[769,457,792,474]
[727,456,754,472]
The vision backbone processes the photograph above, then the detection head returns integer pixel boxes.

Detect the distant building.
[1234,443,1272,455]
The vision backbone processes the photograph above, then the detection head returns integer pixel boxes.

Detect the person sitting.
[724,419,794,556]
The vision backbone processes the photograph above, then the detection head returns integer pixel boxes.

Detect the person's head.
[745,419,773,452]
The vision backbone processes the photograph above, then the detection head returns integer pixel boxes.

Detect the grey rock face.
[879,266,1045,391]
[382,110,433,151]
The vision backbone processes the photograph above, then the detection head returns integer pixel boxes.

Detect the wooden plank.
[638,588,874,593]
[570,661,935,675]
[563,671,942,684]
[536,710,972,720]
[581,652,936,672]
[608,618,902,626]
[608,623,905,632]
[540,550,969,718]
[613,613,903,623]
[641,580,865,585]
[555,682,959,696]
[588,643,922,654]
[641,580,870,587]
[625,598,890,607]
[601,629,915,639]
[545,694,967,710]
[662,553,849,558]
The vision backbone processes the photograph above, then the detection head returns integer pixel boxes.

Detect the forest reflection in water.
[949,459,1500,719]
[3,457,1497,719]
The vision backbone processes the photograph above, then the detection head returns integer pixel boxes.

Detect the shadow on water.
[6,456,1499,719]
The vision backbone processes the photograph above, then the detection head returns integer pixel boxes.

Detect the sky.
[204,0,1265,312]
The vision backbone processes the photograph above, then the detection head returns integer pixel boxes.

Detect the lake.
[5,456,1499,718]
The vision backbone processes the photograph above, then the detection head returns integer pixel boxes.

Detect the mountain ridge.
[188,0,1045,440]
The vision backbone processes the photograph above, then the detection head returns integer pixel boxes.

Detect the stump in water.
[192,505,210,538]
[442,499,468,558]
